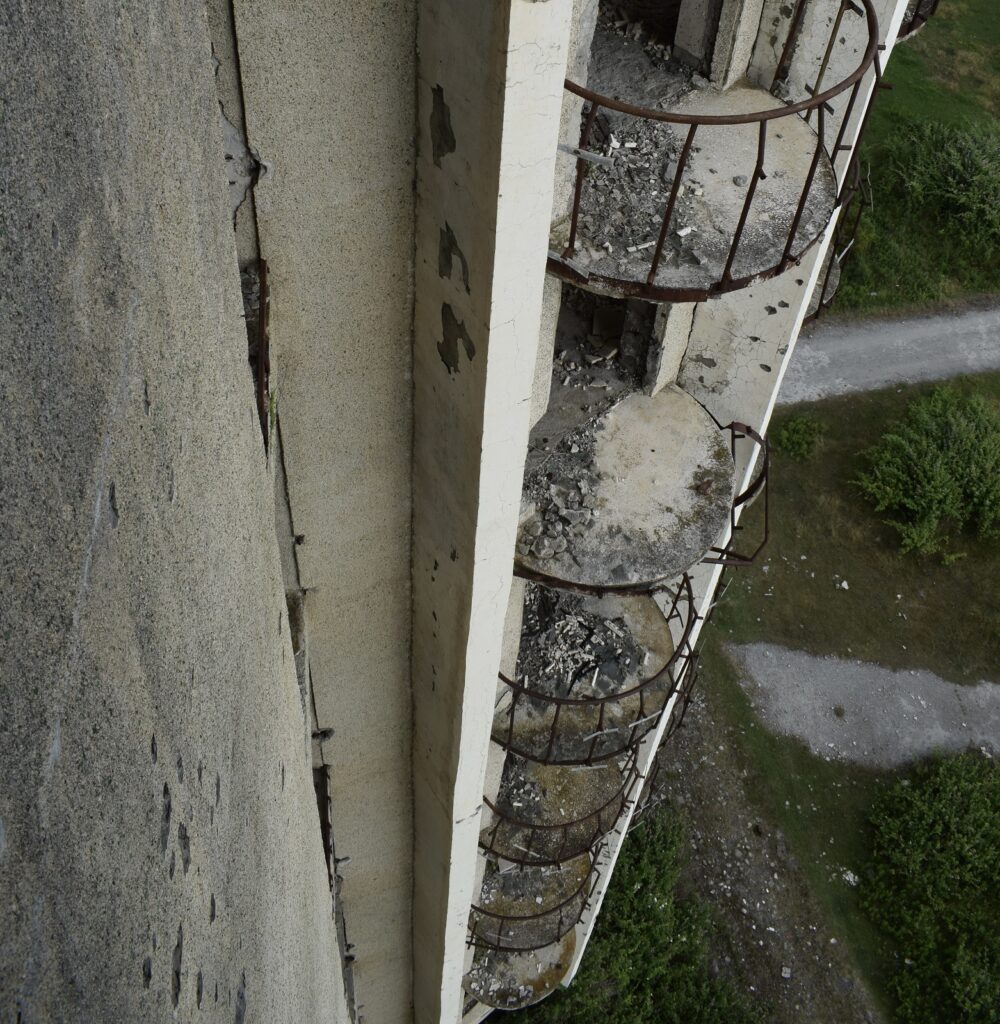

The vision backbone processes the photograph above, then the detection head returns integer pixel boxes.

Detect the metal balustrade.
[480,753,639,867]
[493,584,698,766]
[548,0,880,302]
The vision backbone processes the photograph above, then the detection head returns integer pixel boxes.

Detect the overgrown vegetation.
[509,815,763,1024]
[892,121,1000,250]
[862,754,1000,1024]
[856,386,1000,557]
[837,0,1000,315]
[716,375,1000,682]
[771,415,824,461]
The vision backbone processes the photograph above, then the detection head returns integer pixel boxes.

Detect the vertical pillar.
[411,3,572,1022]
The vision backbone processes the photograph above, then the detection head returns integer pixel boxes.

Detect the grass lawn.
[715,375,1000,683]
[835,0,1000,316]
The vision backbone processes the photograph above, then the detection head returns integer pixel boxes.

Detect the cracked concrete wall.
[229,3,417,1023]
[0,3,346,1022]
[411,2,572,1022]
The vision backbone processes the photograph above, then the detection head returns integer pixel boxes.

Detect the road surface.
[779,303,1000,404]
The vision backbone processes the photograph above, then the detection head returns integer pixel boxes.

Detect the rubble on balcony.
[549,7,839,299]
[463,931,577,1010]
[518,377,735,590]
[481,754,632,865]
[470,853,593,952]
[493,585,682,763]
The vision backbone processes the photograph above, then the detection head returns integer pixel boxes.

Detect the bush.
[772,416,823,461]
[889,120,1000,249]
[856,386,1000,556]
[508,815,763,1024]
[862,755,1000,1024]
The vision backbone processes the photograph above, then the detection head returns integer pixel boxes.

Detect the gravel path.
[730,643,1000,768]
[780,303,1000,404]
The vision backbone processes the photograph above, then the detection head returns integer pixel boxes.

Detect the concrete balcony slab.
[463,931,577,1011]
[519,383,735,590]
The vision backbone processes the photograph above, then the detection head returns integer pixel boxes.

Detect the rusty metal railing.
[480,754,639,867]
[549,0,880,302]
[493,580,697,766]
[627,654,700,830]
[468,856,600,952]
[661,653,701,744]
[803,157,869,325]
[703,423,769,568]
[898,0,940,38]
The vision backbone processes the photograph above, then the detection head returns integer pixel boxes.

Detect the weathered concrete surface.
[732,644,1000,768]
[0,4,345,1023]
[412,3,571,1022]
[231,4,417,1022]
[781,304,1000,404]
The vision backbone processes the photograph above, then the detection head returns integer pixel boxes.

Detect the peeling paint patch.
[438,223,470,293]
[437,304,475,374]
[430,85,456,167]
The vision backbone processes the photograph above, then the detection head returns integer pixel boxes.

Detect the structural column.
[411,3,572,1022]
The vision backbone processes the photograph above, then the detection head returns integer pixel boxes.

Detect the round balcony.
[517,383,737,593]
[469,852,594,953]
[493,584,696,765]
[463,931,576,1011]
[480,753,637,866]
[548,0,879,302]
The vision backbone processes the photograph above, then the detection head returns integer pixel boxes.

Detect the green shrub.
[889,120,1000,250]
[856,386,1000,556]
[508,815,763,1024]
[772,416,824,461]
[862,755,1000,1024]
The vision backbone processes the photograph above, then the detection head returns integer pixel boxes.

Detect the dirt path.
[729,643,1000,768]
[654,678,884,1024]
[780,303,1000,404]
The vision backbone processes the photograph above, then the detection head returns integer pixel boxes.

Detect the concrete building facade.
[1,0,922,1021]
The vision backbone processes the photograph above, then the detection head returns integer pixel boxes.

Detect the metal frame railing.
[803,157,870,324]
[480,753,640,867]
[548,0,880,302]
[468,855,601,953]
[493,582,698,766]
[703,422,770,568]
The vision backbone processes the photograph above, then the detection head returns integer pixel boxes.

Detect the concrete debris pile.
[516,584,645,701]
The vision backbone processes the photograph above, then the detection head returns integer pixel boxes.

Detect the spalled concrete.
[0,4,345,1022]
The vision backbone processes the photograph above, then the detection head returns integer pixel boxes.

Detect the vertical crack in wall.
[204,3,358,1020]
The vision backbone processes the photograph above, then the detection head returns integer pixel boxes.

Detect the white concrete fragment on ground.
[731,643,1000,769]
